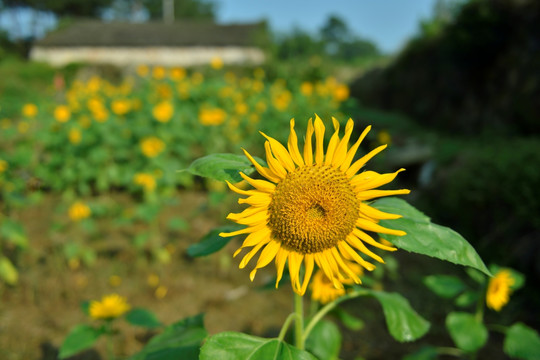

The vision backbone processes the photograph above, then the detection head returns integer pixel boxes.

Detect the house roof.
[35,20,266,47]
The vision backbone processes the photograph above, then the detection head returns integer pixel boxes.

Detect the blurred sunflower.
[89,294,130,320]
[486,269,515,311]
[68,201,91,221]
[311,260,363,304]
[0,159,8,173]
[22,103,38,118]
[152,101,174,123]
[54,105,71,123]
[221,116,409,295]
[140,137,165,158]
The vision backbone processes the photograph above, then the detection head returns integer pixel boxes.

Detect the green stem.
[303,289,368,343]
[294,292,304,350]
[475,282,486,322]
[104,320,115,360]
[278,313,299,343]
[437,347,464,357]
[487,323,508,334]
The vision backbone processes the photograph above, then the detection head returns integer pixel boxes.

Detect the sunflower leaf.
[125,308,162,328]
[182,153,266,183]
[504,323,540,360]
[199,331,317,360]
[187,225,243,257]
[423,275,466,298]
[446,312,488,352]
[305,319,342,360]
[367,290,430,342]
[372,198,490,276]
[58,324,104,359]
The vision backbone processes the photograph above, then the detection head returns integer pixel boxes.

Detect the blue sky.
[0,0,437,54]
[216,0,436,53]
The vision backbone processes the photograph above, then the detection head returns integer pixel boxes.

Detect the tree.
[1,0,114,17]
[142,0,216,21]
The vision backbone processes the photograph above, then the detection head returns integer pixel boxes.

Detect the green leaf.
[0,256,18,285]
[167,218,189,231]
[81,300,90,316]
[187,225,242,257]
[334,307,364,331]
[0,219,28,249]
[465,268,486,284]
[199,332,318,360]
[182,153,264,183]
[504,323,540,360]
[305,319,341,360]
[454,291,480,308]
[446,312,488,352]
[423,275,466,298]
[372,198,490,276]
[130,313,207,360]
[58,324,104,359]
[403,346,439,360]
[126,308,162,328]
[367,290,430,342]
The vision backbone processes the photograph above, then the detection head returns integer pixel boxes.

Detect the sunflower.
[89,294,130,320]
[221,116,409,295]
[486,269,515,311]
[311,261,363,304]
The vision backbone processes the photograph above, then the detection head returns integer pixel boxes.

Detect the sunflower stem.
[475,282,486,322]
[278,313,299,343]
[104,320,115,360]
[294,292,304,350]
[303,289,368,344]
[436,347,464,357]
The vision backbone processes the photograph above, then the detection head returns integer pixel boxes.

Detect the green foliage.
[305,320,341,360]
[125,308,162,329]
[367,290,430,342]
[183,153,261,183]
[187,225,242,257]
[131,314,207,360]
[142,0,216,20]
[445,312,488,352]
[2,0,114,17]
[503,323,540,360]
[423,275,466,298]
[199,332,317,360]
[403,346,438,360]
[59,324,105,359]
[372,197,490,276]
[0,256,18,285]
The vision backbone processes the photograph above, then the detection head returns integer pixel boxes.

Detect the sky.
[216,0,437,53]
[0,0,437,54]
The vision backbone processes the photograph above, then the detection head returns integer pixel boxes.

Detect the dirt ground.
[0,190,531,360]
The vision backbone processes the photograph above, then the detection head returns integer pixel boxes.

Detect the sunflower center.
[268,164,359,254]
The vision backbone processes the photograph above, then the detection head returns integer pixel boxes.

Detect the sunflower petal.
[242,148,280,183]
[332,118,355,167]
[339,240,376,271]
[240,239,270,269]
[303,118,314,165]
[356,189,411,201]
[225,180,257,196]
[324,117,340,165]
[220,222,266,237]
[340,125,371,172]
[238,193,272,207]
[264,141,288,178]
[359,202,402,220]
[354,169,406,192]
[239,172,276,193]
[298,254,314,295]
[288,119,304,167]
[314,115,326,165]
[346,144,387,178]
[260,132,296,172]
[275,248,288,288]
[356,218,406,236]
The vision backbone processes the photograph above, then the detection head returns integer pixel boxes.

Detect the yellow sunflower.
[89,294,130,320]
[486,269,515,311]
[221,116,409,295]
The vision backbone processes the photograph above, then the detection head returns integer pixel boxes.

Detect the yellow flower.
[140,137,165,158]
[111,99,131,116]
[136,64,149,77]
[210,56,224,70]
[199,107,226,126]
[54,105,71,123]
[155,285,168,299]
[170,67,186,81]
[235,102,248,115]
[253,68,265,79]
[300,82,314,96]
[17,121,29,134]
[486,269,515,311]
[191,72,204,85]
[377,130,392,146]
[152,66,166,80]
[93,108,109,123]
[89,294,130,320]
[68,201,91,221]
[0,159,8,173]
[272,91,292,111]
[69,128,82,144]
[333,84,350,102]
[147,273,160,287]
[134,173,156,192]
[22,103,38,118]
[221,116,409,295]
[152,101,174,123]
[311,270,346,304]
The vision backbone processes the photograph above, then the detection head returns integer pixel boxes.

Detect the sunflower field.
[1,53,539,360]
